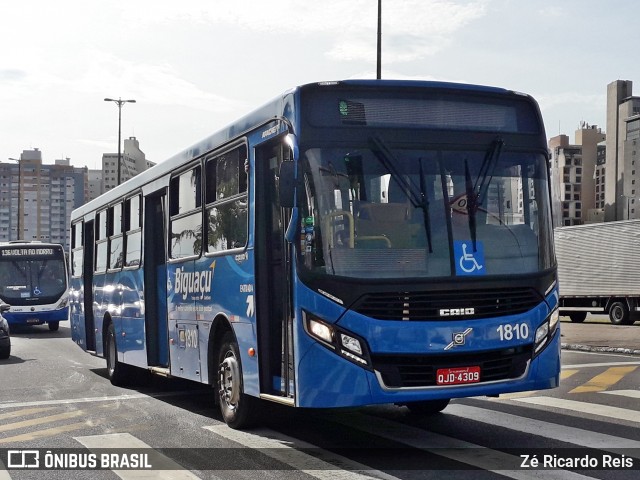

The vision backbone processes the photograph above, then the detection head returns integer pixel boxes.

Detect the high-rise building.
[87,169,104,202]
[548,124,605,227]
[0,149,87,249]
[102,136,155,192]
[605,80,640,221]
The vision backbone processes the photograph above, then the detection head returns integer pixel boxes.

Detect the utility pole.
[377,0,382,79]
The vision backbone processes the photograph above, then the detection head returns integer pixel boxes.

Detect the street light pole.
[377,0,382,80]
[7,157,21,240]
[104,97,136,186]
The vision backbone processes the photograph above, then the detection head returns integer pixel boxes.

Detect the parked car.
[0,302,11,359]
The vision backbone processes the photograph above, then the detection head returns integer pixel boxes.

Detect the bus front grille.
[352,287,542,321]
[372,345,531,388]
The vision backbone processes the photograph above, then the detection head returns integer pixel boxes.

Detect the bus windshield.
[297,139,554,279]
[0,247,67,305]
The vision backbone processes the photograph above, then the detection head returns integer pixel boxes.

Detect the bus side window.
[124,195,142,267]
[108,202,124,270]
[71,221,84,277]
[169,166,202,259]
[95,210,108,273]
[205,144,248,253]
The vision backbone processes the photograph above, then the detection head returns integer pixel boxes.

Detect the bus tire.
[609,302,630,325]
[105,322,131,386]
[568,312,587,323]
[404,399,450,415]
[216,331,259,429]
[48,321,60,331]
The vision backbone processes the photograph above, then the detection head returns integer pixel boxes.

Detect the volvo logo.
[439,307,475,316]
[444,327,473,350]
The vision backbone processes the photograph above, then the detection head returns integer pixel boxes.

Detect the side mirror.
[278,161,296,208]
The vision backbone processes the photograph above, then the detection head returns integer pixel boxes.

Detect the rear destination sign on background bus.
[0,248,55,257]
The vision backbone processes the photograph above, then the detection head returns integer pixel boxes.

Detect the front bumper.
[295,327,560,408]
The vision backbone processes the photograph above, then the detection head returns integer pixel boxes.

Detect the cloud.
[73,51,246,113]
[537,92,605,110]
[0,69,27,82]
[118,0,489,63]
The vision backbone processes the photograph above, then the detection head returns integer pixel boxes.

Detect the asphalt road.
[1,323,639,480]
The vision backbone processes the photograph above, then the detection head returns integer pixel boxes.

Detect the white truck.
[555,219,640,325]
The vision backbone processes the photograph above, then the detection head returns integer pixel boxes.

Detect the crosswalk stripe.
[601,389,640,399]
[448,403,640,453]
[205,425,398,480]
[569,366,638,393]
[0,460,11,480]
[75,432,201,480]
[562,360,640,369]
[0,391,205,410]
[0,394,149,410]
[495,391,538,399]
[335,412,593,480]
[513,397,640,424]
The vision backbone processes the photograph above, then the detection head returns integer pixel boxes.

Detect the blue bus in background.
[69,80,560,429]
[0,241,69,331]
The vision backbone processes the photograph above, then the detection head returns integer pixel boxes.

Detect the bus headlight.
[56,297,69,309]
[303,311,372,369]
[534,308,559,355]
[340,333,362,355]
[308,317,334,345]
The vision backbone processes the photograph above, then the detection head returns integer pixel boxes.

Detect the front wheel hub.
[219,354,240,407]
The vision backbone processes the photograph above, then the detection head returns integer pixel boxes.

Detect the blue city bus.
[0,241,69,331]
[69,80,560,428]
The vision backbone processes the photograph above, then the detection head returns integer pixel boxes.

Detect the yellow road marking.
[0,407,57,421]
[560,369,579,380]
[570,366,638,393]
[0,421,93,444]
[0,410,85,433]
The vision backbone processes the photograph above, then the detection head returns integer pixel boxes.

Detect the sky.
[1,0,637,169]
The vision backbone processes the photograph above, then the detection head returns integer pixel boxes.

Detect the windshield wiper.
[368,135,433,252]
[465,139,504,252]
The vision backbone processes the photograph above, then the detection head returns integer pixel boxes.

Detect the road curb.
[561,343,640,356]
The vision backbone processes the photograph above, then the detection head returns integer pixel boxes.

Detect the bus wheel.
[217,331,259,429]
[105,323,130,386]
[609,302,630,325]
[568,312,587,323]
[404,399,450,415]
[48,321,60,331]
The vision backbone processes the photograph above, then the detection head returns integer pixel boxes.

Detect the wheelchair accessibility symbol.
[454,241,486,276]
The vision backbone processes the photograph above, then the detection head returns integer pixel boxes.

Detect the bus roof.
[72,79,535,219]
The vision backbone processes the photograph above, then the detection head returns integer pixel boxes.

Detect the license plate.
[26,318,40,324]
[436,366,481,385]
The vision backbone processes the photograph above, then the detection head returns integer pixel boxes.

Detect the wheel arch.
[101,312,113,355]
[207,314,234,386]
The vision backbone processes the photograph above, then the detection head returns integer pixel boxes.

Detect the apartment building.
[549,124,605,227]
[101,136,155,193]
[605,80,640,221]
[549,79,640,225]
[0,149,87,249]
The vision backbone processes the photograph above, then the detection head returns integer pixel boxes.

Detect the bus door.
[254,138,294,399]
[82,219,96,352]
[143,190,169,368]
